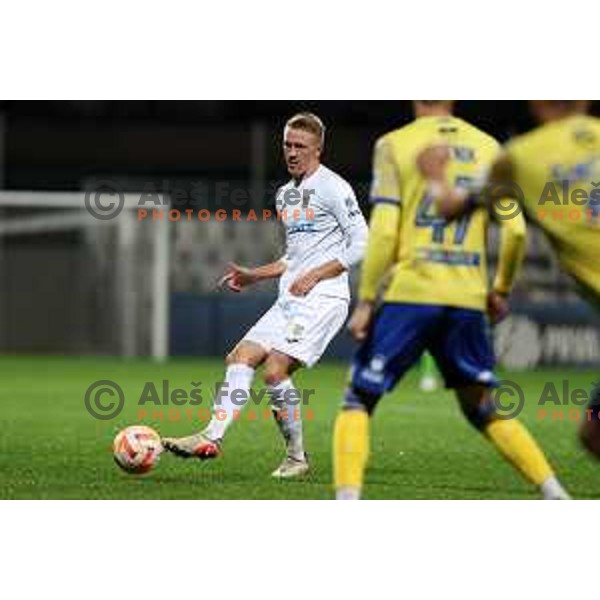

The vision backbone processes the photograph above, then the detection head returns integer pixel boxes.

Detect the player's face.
[283,127,321,179]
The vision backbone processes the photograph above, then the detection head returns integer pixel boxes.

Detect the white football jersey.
[276,164,368,301]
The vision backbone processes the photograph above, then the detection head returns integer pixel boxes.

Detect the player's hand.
[416,144,451,181]
[218,262,257,293]
[487,291,510,324]
[348,302,374,342]
[289,270,320,297]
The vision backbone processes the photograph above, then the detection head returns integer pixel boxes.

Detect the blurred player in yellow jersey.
[333,101,570,500]
[418,100,600,460]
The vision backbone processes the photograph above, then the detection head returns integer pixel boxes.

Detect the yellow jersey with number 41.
[504,115,600,301]
[365,116,503,311]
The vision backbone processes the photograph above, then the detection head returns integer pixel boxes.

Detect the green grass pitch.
[0,356,598,499]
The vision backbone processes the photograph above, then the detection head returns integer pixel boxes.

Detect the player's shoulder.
[371,125,422,166]
[506,121,554,155]
[376,117,499,149]
[315,164,355,198]
[583,114,600,132]
[449,118,501,154]
[509,115,600,155]
[375,122,422,149]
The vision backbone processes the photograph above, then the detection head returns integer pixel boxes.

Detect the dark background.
[3,100,599,195]
[0,100,599,362]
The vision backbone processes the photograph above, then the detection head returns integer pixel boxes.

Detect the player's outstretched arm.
[358,203,399,303]
[418,145,520,222]
[349,136,402,340]
[417,144,478,218]
[218,259,287,293]
[488,155,527,323]
[357,136,400,303]
[348,203,399,340]
[417,145,465,215]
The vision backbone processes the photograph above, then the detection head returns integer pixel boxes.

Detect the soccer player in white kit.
[163,113,368,478]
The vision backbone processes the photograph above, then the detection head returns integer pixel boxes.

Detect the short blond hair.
[285,112,325,147]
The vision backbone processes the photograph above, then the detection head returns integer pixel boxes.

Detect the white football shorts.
[241,294,349,367]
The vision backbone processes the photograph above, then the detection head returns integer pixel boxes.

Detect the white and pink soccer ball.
[113,425,162,474]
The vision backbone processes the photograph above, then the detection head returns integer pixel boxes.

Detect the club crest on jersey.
[285,320,306,343]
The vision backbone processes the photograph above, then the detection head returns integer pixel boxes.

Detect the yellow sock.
[333,409,369,494]
[484,418,554,486]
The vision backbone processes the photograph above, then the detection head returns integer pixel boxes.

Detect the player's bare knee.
[226,342,264,368]
[263,362,289,387]
[263,352,300,387]
[225,348,248,366]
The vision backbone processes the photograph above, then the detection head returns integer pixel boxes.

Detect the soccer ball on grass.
[113,425,162,474]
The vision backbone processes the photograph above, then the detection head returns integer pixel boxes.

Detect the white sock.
[268,378,305,461]
[336,486,361,500]
[204,363,255,441]
[541,476,571,500]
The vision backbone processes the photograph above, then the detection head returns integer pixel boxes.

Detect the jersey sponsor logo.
[449,146,476,163]
[574,128,598,147]
[548,157,600,183]
[288,222,316,235]
[416,248,481,266]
